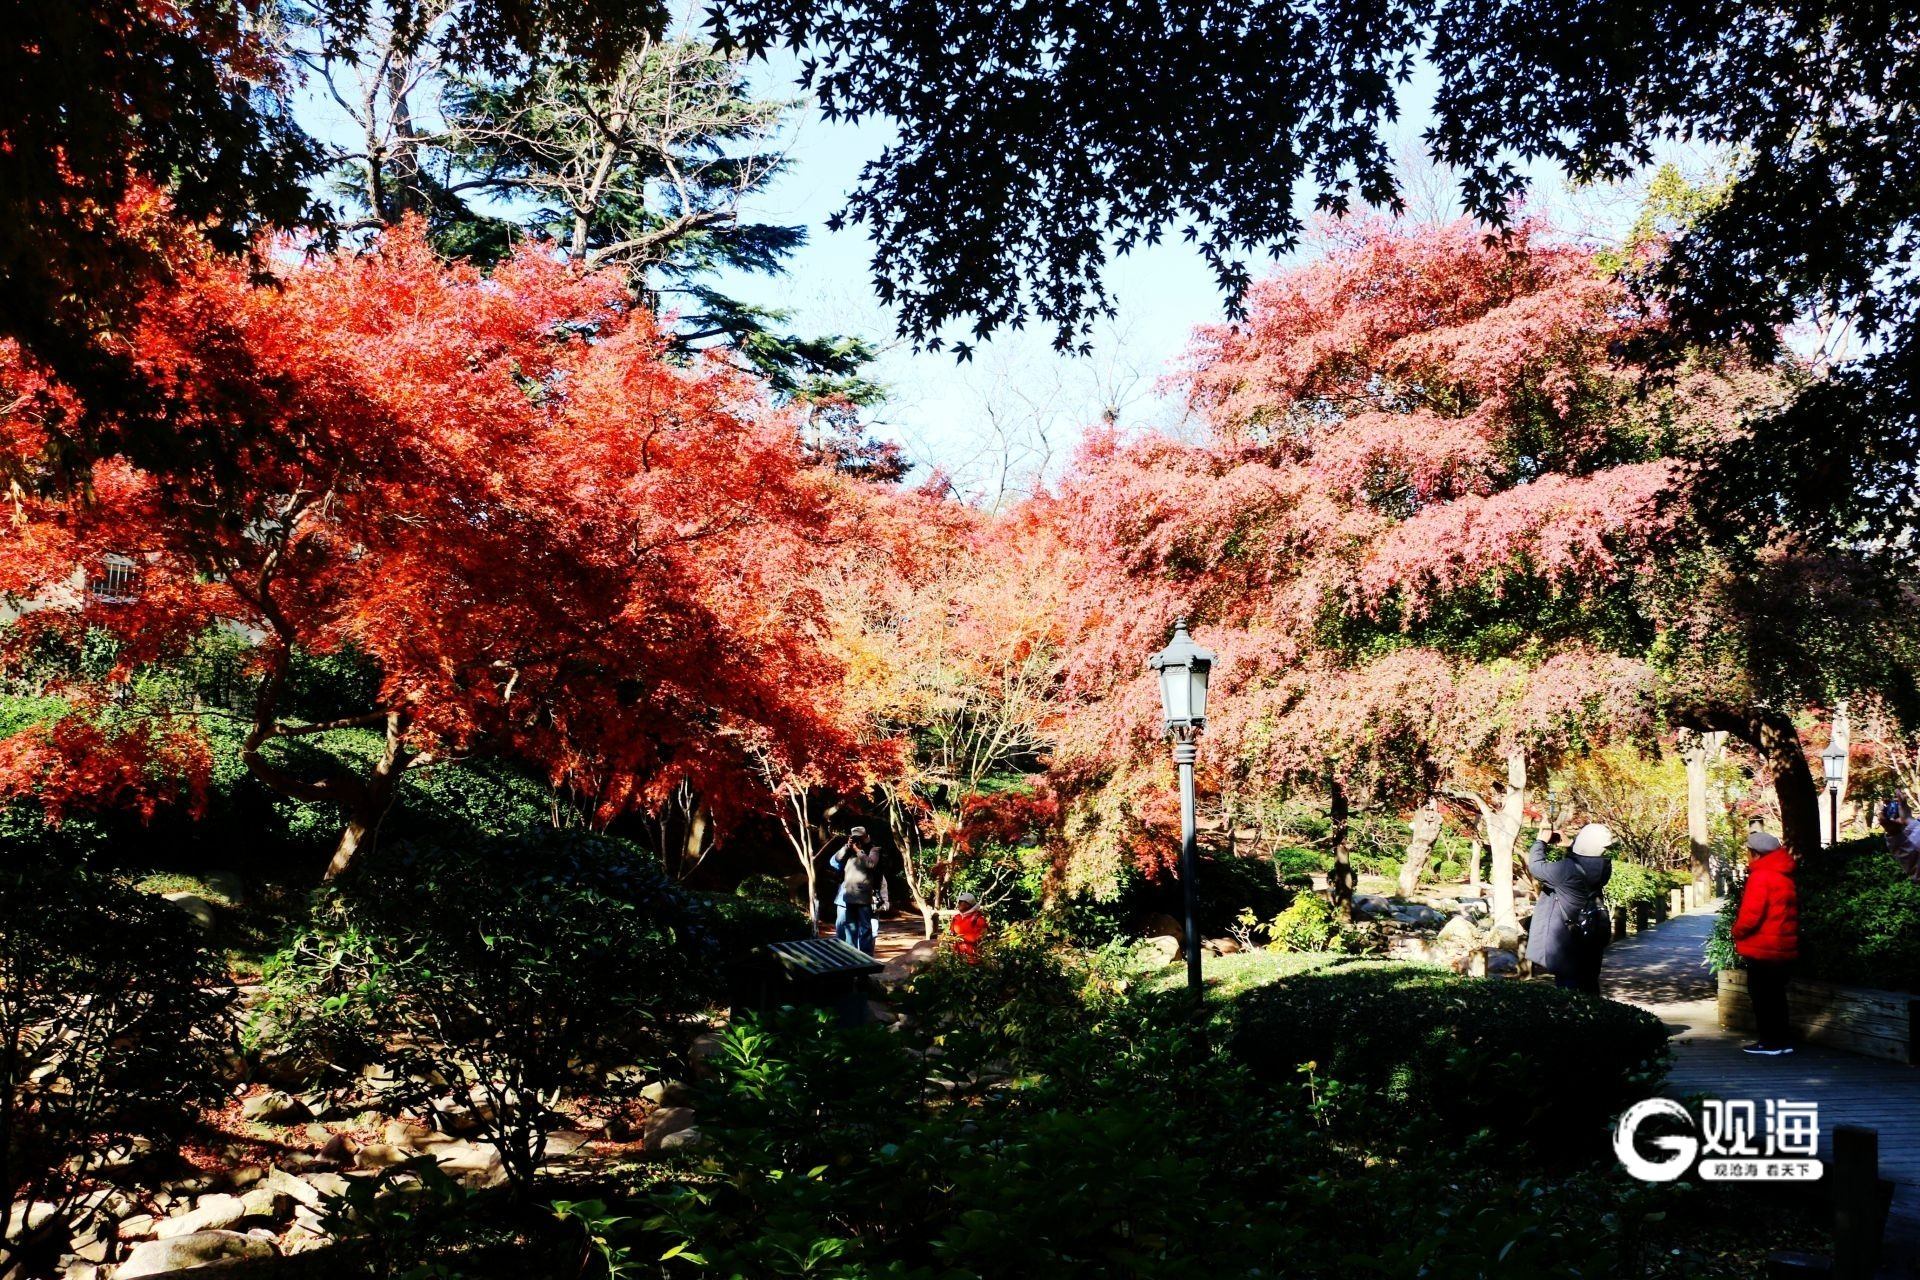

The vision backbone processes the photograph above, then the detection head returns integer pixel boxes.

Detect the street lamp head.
[1149,617,1214,734]
[1821,741,1847,794]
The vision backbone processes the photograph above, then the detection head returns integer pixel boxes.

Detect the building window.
[88,555,141,603]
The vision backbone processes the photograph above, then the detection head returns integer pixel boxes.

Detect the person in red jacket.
[948,891,989,963]
[1733,829,1801,1055]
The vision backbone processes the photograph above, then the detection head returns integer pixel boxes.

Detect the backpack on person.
[1565,894,1611,950]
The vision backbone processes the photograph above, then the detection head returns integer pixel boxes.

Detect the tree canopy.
[0,219,883,878]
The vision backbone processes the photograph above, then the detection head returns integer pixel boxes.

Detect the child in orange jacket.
[948,891,988,963]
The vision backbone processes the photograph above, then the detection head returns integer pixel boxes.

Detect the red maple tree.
[1,219,877,878]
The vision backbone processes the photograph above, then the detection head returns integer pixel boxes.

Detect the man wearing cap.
[1526,822,1616,994]
[829,827,882,956]
[1733,828,1800,1055]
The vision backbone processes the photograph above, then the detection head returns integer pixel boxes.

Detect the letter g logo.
[1614,1098,1699,1182]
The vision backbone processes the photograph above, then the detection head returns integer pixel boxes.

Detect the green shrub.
[244,908,399,1082]
[1227,961,1669,1156]
[896,922,1105,1073]
[0,858,234,1271]
[698,891,812,961]
[1267,892,1340,952]
[265,831,708,1194]
[1604,859,1673,914]
[1716,837,1920,991]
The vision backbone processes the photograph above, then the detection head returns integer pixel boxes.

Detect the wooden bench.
[1719,969,1918,1064]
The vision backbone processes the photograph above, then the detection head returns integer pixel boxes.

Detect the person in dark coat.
[829,827,882,956]
[1526,822,1616,994]
[1734,829,1800,1055]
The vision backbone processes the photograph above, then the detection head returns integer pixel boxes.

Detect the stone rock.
[6,1199,65,1241]
[1454,897,1490,921]
[656,1127,703,1153]
[875,940,938,985]
[1433,916,1481,953]
[425,1140,506,1190]
[237,1186,292,1222]
[119,1230,275,1277]
[241,1090,311,1125]
[865,1000,899,1025]
[640,1079,695,1109]
[642,1107,697,1151]
[200,871,244,905]
[116,1215,158,1241]
[354,1143,410,1171]
[160,893,217,931]
[62,1262,102,1280]
[1489,923,1524,952]
[1204,937,1241,956]
[1352,894,1394,920]
[1484,949,1522,977]
[542,1130,593,1160]
[1141,935,1183,966]
[262,1168,336,1212]
[317,1133,356,1167]
[159,1175,225,1198]
[1388,902,1446,928]
[155,1194,247,1240]
[1384,935,1434,965]
[687,1032,727,1081]
[1142,913,1183,940]
[383,1119,437,1150]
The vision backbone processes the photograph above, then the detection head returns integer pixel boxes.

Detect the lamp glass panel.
[1159,662,1191,725]
[1188,664,1209,722]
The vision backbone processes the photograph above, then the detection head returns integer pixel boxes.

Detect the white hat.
[1571,823,1615,857]
[1747,831,1783,853]
[955,891,978,906]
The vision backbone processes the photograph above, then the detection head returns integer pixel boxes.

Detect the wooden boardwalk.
[1603,906,1920,1255]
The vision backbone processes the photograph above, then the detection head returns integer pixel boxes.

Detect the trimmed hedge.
[1784,838,1920,992]
[1227,961,1669,1155]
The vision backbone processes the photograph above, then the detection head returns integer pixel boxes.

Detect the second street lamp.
[1821,740,1847,846]
[1150,618,1214,994]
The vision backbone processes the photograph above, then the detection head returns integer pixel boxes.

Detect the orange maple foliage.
[0,219,881,877]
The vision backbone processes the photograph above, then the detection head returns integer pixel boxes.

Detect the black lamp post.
[1150,618,1214,994]
[1821,741,1847,847]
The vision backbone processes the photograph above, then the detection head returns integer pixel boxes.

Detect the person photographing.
[829,826,883,956]
[1526,822,1616,994]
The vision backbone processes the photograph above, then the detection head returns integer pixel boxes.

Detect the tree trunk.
[1681,729,1725,896]
[1678,706,1821,857]
[1488,751,1527,935]
[1328,777,1355,916]
[1468,835,1483,895]
[1398,800,1443,898]
[882,789,938,940]
[1761,715,1822,856]
[322,710,412,882]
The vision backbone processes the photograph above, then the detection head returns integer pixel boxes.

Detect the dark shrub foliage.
[0,857,233,1266]
[259,830,708,1194]
[1778,837,1920,992]
[1228,961,1670,1156]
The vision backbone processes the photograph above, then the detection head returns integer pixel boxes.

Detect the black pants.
[1746,960,1793,1046]
[1553,946,1604,995]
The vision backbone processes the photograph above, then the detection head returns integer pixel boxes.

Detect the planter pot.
[1718,969,1918,1064]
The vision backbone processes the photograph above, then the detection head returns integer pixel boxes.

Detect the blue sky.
[704,99,1247,501]
[707,56,1704,501]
